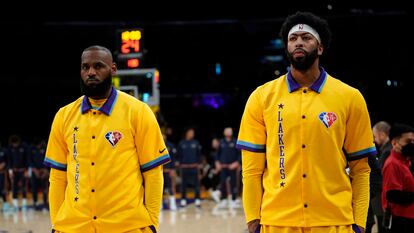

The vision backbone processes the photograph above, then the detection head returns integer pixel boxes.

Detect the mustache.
[293,48,307,54]
[86,77,99,81]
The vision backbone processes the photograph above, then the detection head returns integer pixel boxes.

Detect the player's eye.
[288,36,297,42]
[302,35,311,41]
[94,63,104,69]
[81,64,89,70]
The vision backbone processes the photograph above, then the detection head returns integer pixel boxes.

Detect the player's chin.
[293,55,306,61]
[85,80,101,86]
[85,83,99,88]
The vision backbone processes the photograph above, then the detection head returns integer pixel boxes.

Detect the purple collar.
[286,67,328,93]
[81,87,118,115]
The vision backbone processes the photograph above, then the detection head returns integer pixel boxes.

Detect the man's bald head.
[373,121,391,146]
[82,45,113,63]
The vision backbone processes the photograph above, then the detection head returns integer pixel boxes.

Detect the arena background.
[0,1,412,232]
[0,1,411,151]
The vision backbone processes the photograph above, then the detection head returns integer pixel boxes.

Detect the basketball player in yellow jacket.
[237,12,375,233]
[44,45,170,233]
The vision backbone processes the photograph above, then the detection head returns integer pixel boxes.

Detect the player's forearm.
[243,175,263,223]
[143,166,163,229]
[49,168,67,225]
[349,157,370,228]
[242,151,265,223]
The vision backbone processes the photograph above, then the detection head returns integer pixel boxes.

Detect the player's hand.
[228,161,240,170]
[40,169,49,179]
[33,168,40,178]
[215,161,222,172]
[247,219,260,233]
[24,170,29,178]
[8,169,13,179]
[169,169,176,177]
[355,225,365,233]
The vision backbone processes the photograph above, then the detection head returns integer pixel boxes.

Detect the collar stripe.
[81,87,118,115]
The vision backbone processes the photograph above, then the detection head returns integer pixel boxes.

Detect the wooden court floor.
[0,199,380,233]
[0,200,247,233]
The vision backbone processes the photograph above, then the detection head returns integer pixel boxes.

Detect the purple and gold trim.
[236,140,266,153]
[141,154,171,172]
[286,67,327,93]
[81,87,118,115]
[43,157,67,171]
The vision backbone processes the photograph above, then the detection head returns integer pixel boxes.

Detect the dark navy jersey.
[368,154,382,195]
[216,138,240,164]
[0,148,7,171]
[164,140,177,169]
[7,144,29,169]
[177,139,202,164]
[29,145,47,169]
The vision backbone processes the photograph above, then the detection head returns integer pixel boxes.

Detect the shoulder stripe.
[236,140,266,153]
[347,146,377,161]
[141,154,171,172]
[43,157,67,171]
[348,146,377,157]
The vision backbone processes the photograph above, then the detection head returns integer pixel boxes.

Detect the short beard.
[287,48,318,71]
[80,75,112,99]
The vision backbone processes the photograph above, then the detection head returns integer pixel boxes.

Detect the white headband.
[288,24,321,43]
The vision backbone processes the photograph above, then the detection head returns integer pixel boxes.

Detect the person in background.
[216,127,240,209]
[29,137,49,210]
[367,121,391,233]
[7,134,29,211]
[177,127,202,208]
[382,123,414,233]
[373,121,392,169]
[163,133,177,211]
[0,141,9,211]
[204,137,221,203]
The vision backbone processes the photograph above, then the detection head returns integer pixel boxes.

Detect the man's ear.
[111,62,117,75]
[391,137,399,148]
[318,44,324,56]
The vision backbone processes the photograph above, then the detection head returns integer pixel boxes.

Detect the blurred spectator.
[367,121,391,233]
[163,133,177,211]
[29,137,49,210]
[374,121,392,168]
[216,127,240,209]
[201,137,220,203]
[177,128,202,207]
[0,141,9,211]
[7,134,29,211]
[382,123,414,233]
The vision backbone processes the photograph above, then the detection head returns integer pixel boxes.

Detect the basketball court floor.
[0,202,381,233]
[0,195,380,233]
[0,200,247,233]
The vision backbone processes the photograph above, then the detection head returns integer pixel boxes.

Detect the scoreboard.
[116,29,143,69]
[114,28,160,113]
